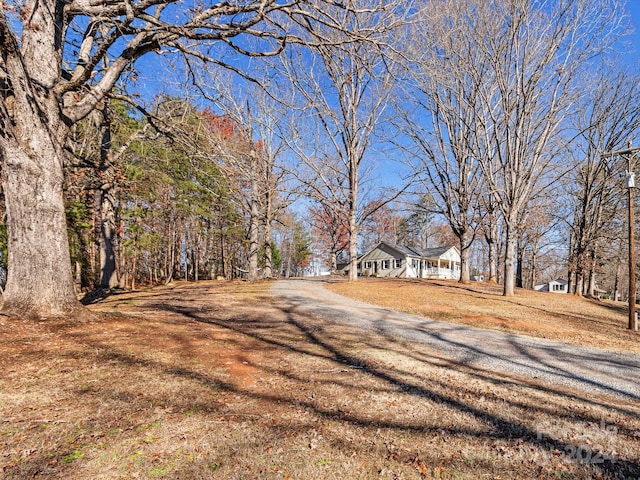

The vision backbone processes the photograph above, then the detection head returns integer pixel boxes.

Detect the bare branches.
[1,0,377,127]
[277,1,406,280]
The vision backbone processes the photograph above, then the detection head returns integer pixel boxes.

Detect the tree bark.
[503,223,517,296]
[247,163,260,281]
[97,107,120,289]
[516,234,524,289]
[348,183,359,282]
[575,271,584,297]
[2,135,80,316]
[0,0,81,316]
[458,231,471,284]
[587,249,597,297]
[330,251,338,274]
[262,187,274,279]
[485,213,499,283]
[529,246,538,290]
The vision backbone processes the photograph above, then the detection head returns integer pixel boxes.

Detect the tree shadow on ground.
[134,288,640,479]
[8,281,638,479]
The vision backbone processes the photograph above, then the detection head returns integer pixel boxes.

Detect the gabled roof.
[535,279,568,290]
[363,241,458,260]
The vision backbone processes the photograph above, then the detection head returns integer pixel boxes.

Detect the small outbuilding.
[534,279,569,294]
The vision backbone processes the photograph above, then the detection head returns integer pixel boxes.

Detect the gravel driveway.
[272,279,640,401]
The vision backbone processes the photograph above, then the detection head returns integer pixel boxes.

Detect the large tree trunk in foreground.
[2,129,79,316]
[0,0,81,316]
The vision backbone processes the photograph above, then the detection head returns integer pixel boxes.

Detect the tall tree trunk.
[0,3,82,316]
[248,169,260,281]
[503,222,517,296]
[484,209,499,283]
[347,167,359,282]
[420,223,429,250]
[567,234,575,294]
[575,271,584,297]
[262,191,273,279]
[97,171,119,289]
[587,249,597,297]
[1,125,80,316]
[263,231,273,279]
[94,97,120,290]
[529,247,537,290]
[220,231,227,279]
[614,261,621,301]
[285,233,293,278]
[516,234,524,289]
[330,250,338,274]
[348,214,358,282]
[458,231,471,284]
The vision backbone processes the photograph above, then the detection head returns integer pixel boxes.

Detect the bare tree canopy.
[280,0,405,281]
[566,67,640,296]
[404,0,628,296]
[0,0,383,316]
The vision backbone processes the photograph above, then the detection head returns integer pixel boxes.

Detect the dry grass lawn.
[325,278,639,354]
[1,279,639,480]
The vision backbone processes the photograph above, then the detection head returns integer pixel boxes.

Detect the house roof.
[535,279,568,290]
[365,242,458,260]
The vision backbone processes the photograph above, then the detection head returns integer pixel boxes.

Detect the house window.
[552,283,565,292]
[394,258,401,268]
[364,261,372,269]
[382,259,390,270]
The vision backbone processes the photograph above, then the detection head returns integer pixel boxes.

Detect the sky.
[128,1,640,192]
[627,2,640,63]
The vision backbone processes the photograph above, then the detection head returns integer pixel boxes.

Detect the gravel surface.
[272,279,640,401]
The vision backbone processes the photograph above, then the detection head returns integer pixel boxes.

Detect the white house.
[357,242,461,280]
[534,279,568,294]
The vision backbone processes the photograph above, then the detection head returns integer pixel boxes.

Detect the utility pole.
[628,169,635,331]
[603,144,640,331]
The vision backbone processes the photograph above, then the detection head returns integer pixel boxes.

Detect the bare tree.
[208,86,292,281]
[466,0,627,296]
[566,68,640,297]
[281,0,403,281]
[395,197,432,250]
[0,0,370,316]
[309,201,350,274]
[400,3,487,284]
[479,192,501,283]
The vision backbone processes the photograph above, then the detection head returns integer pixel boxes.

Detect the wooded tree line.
[59,96,314,292]
[1,0,639,317]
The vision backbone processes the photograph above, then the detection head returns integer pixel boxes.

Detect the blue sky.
[627,1,640,63]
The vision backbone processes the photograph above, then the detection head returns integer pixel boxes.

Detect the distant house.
[357,242,461,280]
[534,279,568,294]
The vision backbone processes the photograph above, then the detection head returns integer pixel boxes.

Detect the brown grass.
[1,280,639,479]
[324,278,639,354]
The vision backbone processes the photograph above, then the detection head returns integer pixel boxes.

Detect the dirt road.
[272,279,640,400]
